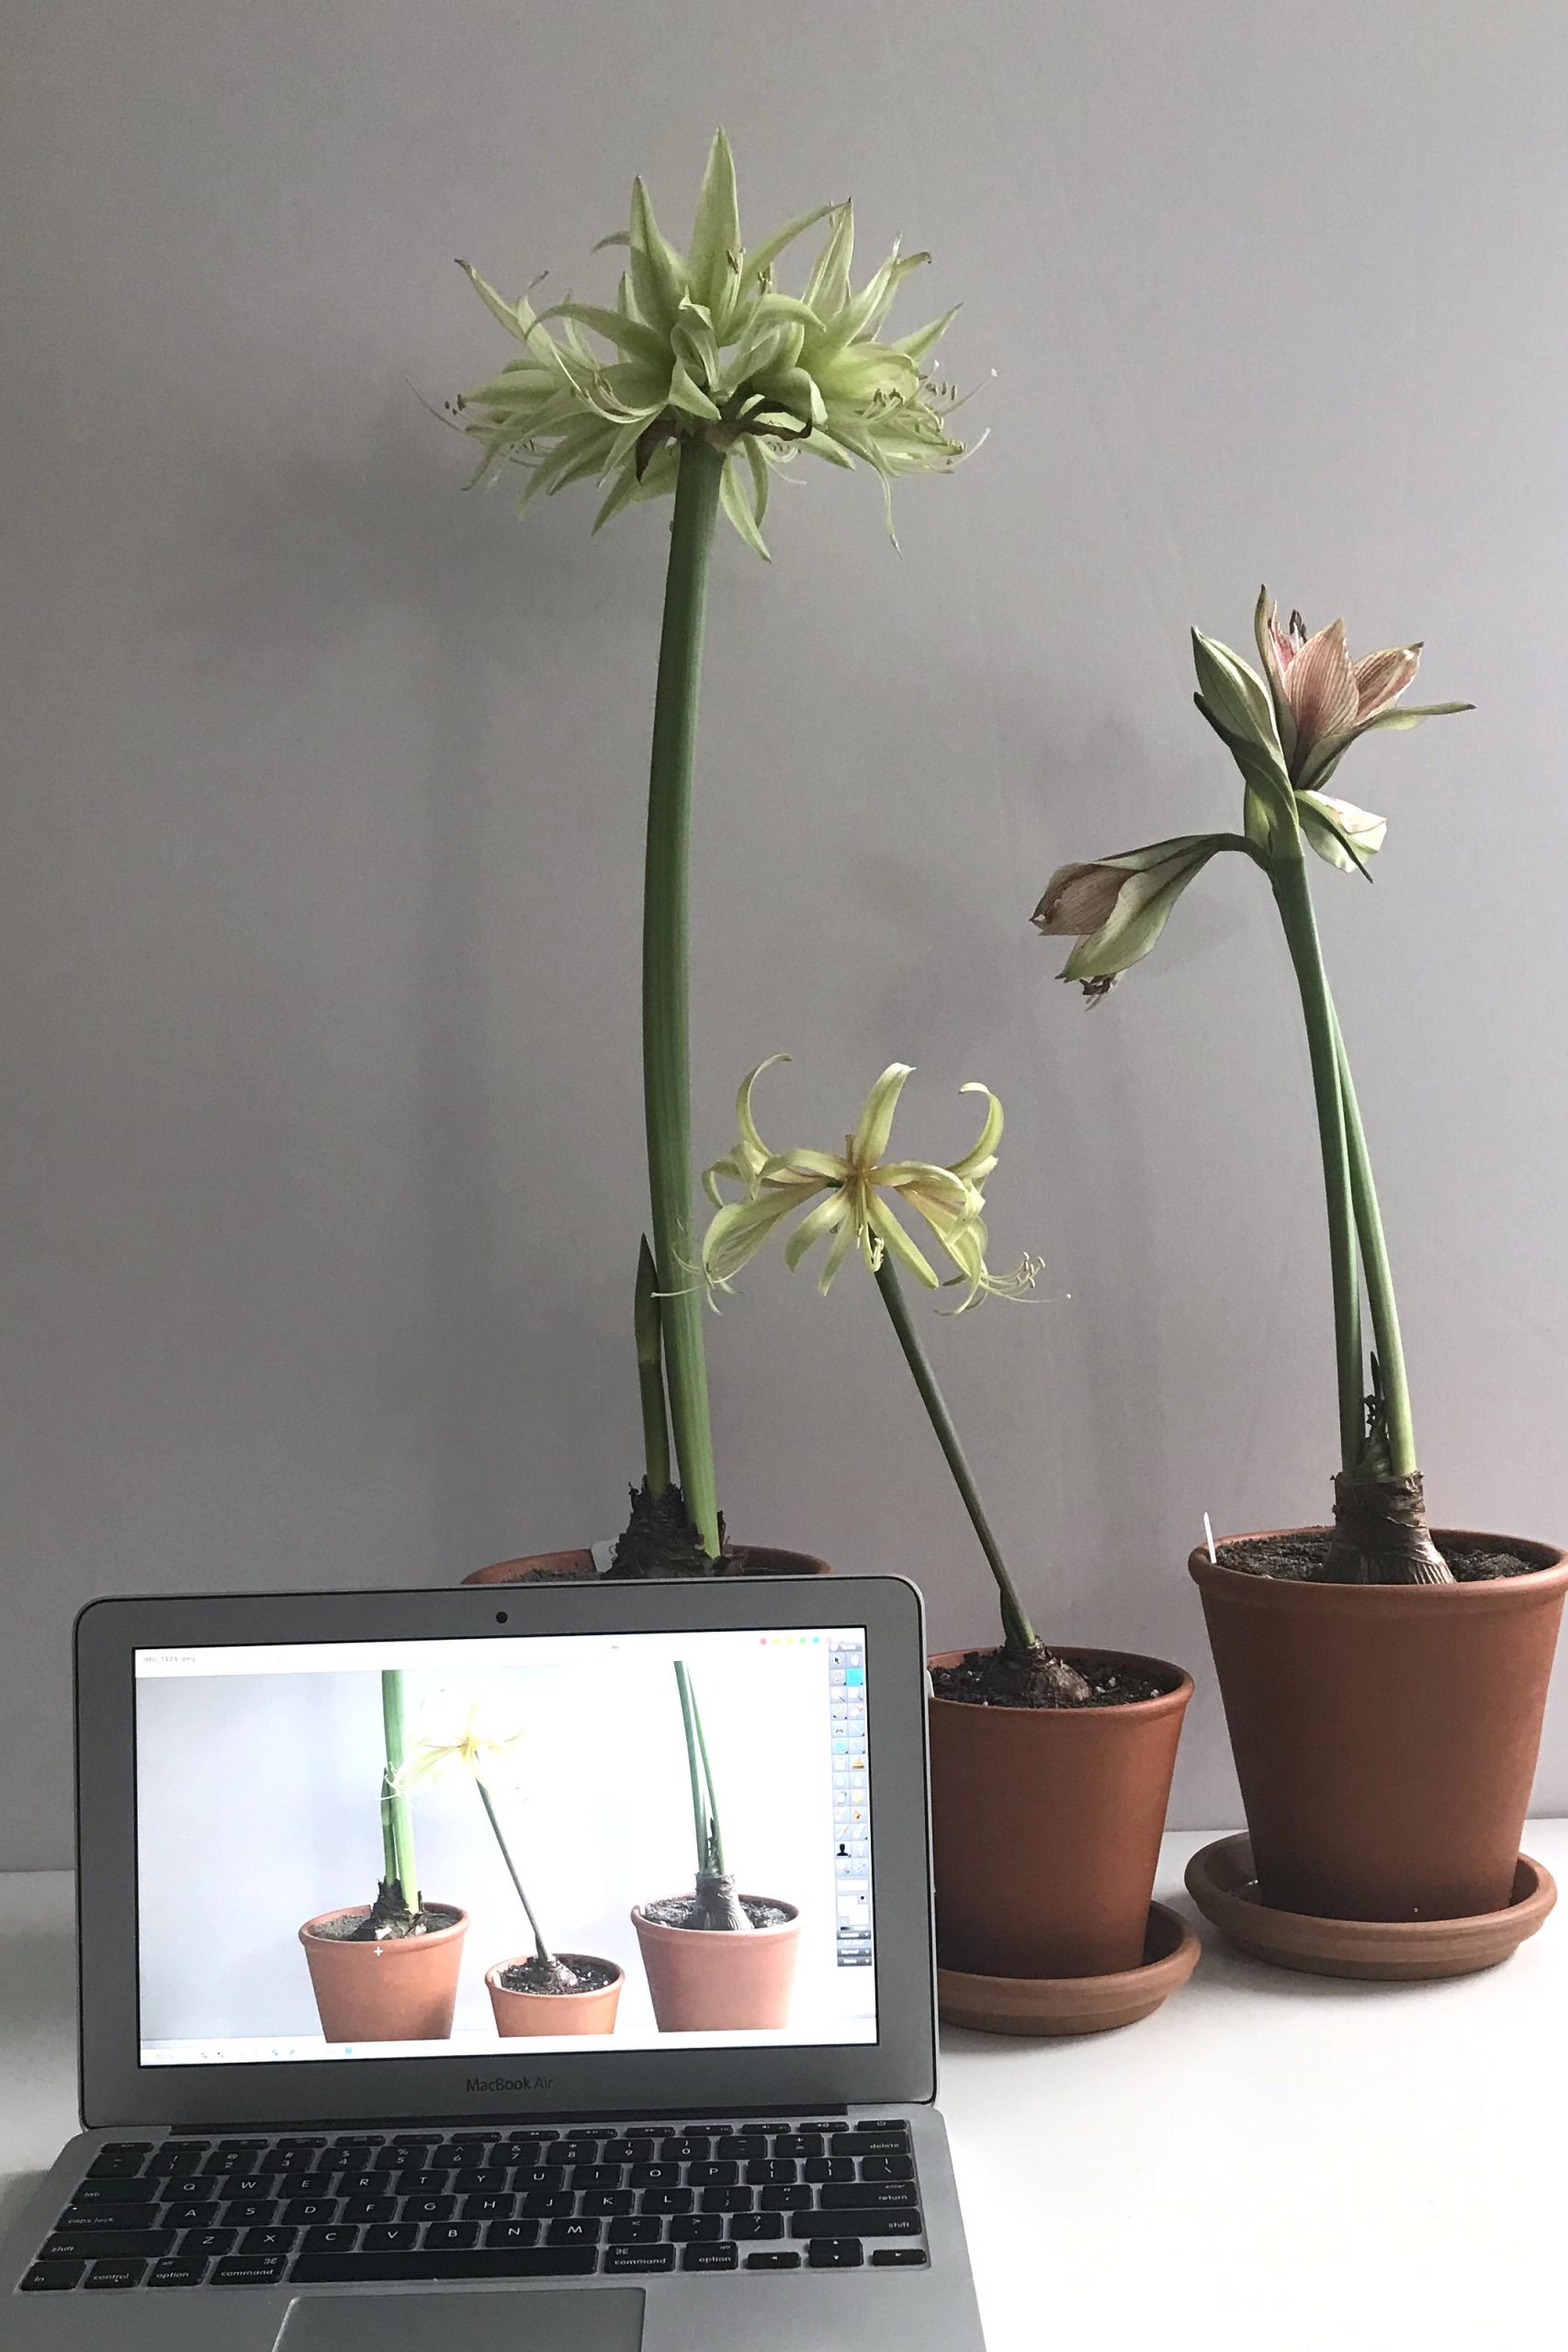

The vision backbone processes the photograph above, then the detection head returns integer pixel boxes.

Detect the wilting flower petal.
[1296,790,1387,874]
[454,130,972,555]
[1033,836,1243,988]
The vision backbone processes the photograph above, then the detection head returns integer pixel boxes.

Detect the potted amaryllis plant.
[298,1670,468,2043]
[446,131,968,1584]
[1036,593,1568,1963]
[631,1659,800,2030]
[403,1695,624,2037]
[702,1060,1197,2030]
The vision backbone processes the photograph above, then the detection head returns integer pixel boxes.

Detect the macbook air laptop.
[6,1573,986,2348]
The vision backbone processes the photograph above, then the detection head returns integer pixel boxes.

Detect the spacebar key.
[292,2249,597,2284]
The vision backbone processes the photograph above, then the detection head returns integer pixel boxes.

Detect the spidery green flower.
[454,130,969,554]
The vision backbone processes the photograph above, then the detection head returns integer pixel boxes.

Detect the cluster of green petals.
[454,130,966,554]
[702,1057,1034,1311]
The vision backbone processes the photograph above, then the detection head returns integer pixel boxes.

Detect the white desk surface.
[4,1826,1564,2351]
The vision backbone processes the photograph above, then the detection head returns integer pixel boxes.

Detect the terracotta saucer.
[1185,1834,1556,1981]
[937,1901,1200,2036]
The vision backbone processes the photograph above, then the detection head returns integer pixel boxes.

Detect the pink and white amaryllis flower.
[1254,594,1469,790]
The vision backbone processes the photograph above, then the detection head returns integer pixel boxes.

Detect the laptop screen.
[131,1623,876,2068]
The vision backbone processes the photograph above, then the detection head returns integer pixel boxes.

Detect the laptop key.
[605,2247,675,2274]
[660,2135,710,2163]
[212,2256,288,2285]
[512,2165,567,2193]
[44,2229,175,2261]
[289,2250,597,2284]
[362,2225,421,2253]
[804,2158,855,2184]
[608,2218,663,2245]
[84,2260,147,2289]
[180,2228,239,2256]
[759,2186,813,2211]
[807,2239,865,2268]
[54,2207,160,2232]
[730,2213,784,2241]
[580,2190,635,2218]
[484,2221,541,2249]
[794,2209,923,2239]
[220,2200,280,2227]
[682,2242,739,2271]
[629,2160,682,2188]
[699,2187,753,2214]
[518,2190,574,2219]
[746,2250,802,2270]
[667,2215,723,2243]
[601,2138,656,2165]
[872,2248,931,2267]
[773,2134,823,2160]
[149,2259,209,2287]
[423,2224,480,2250]
[68,2179,158,2207]
[716,2135,766,2160]
[861,2154,916,2183]
[301,2226,360,2254]
[819,2181,917,2209]
[545,2219,601,2248]
[638,2187,693,2216]
[21,2262,85,2291]
[745,2160,797,2186]
[340,2196,397,2224]
[402,2195,457,2223]
[832,2132,908,2156]
[689,2161,739,2188]
[281,2197,341,2225]
[164,2201,222,2228]
[241,2227,300,2256]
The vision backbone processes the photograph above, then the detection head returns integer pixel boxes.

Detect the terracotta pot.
[299,1905,468,2043]
[485,1955,624,2038]
[465,1545,831,1587]
[630,1898,801,2030]
[928,1648,1192,1978]
[1190,1530,1568,1921]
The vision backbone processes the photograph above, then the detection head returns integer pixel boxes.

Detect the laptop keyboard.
[19,2119,926,2292]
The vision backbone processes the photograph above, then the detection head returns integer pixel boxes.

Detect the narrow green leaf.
[688,130,741,316]
[745,201,838,286]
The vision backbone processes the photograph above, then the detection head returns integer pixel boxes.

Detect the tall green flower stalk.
[371,1668,423,1935]
[452,132,972,1570]
[1035,591,1471,1585]
[674,1661,750,1930]
[702,1061,1089,1701]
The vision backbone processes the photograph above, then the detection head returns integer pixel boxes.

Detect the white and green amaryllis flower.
[399,1695,530,1795]
[702,1059,1032,1311]
[454,129,968,552]
[1035,588,1471,990]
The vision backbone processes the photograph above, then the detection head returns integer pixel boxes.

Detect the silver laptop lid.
[74,1576,936,2128]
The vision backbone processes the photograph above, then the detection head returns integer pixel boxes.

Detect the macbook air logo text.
[467,2074,555,2094]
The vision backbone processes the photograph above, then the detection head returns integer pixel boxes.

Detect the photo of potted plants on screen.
[632,1661,801,2031]
[298,1669,468,2043]
[401,1692,624,2038]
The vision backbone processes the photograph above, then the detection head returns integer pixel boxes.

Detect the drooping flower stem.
[378,1670,421,1925]
[644,439,726,1562]
[634,1236,672,1498]
[475,1778,558,1973]
[872,1260,1039,1658]
[1268,845,1366,1476]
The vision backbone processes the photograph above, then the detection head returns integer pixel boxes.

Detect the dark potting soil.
[1215,1532,1541,1584]
[310,1903,463,1944]
[641,1894,792,1932]
[497,1953,619,1995]
[929,1649,1176,1711]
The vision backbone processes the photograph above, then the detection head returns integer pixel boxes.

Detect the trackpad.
[276,2288,644,2350]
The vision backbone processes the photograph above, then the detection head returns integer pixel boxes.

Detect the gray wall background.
[5,1,1566,1869]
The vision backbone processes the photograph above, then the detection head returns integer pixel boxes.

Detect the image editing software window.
[133,1625,876,2064]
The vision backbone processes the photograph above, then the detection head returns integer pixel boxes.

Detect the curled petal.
[849,1064,915,1165]
[1352,642,1421,718]
[735,1056,789,1178]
